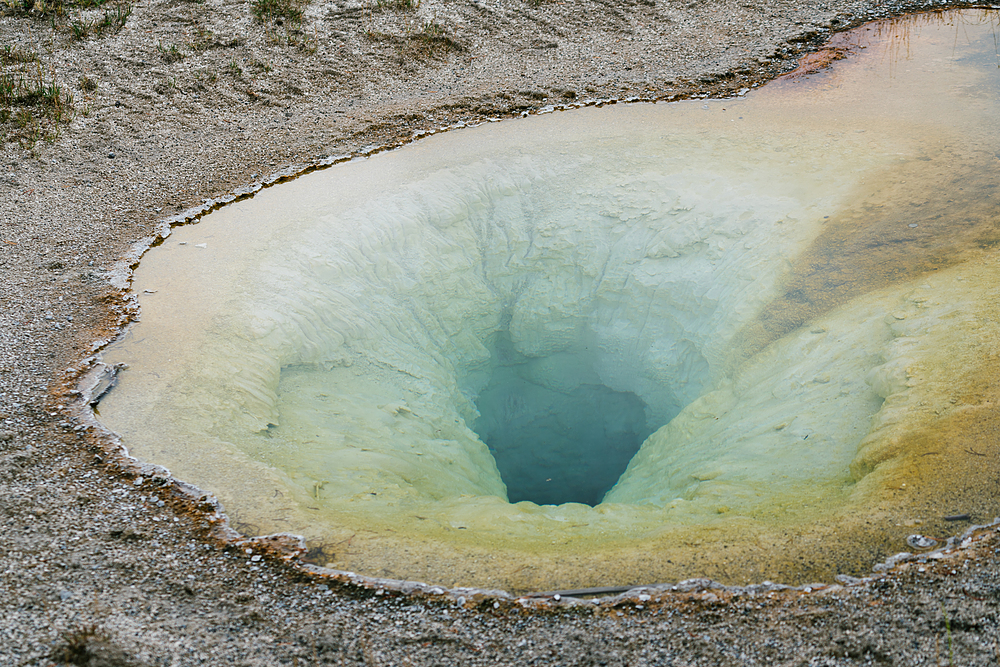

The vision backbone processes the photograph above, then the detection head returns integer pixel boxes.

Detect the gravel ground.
[3,0,1000,664]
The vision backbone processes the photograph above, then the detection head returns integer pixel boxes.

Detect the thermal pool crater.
[97,10,1000,592]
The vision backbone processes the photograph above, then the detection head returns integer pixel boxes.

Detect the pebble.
[907,535,938,549]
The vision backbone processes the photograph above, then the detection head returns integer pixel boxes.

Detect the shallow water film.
[99,10,1000,592]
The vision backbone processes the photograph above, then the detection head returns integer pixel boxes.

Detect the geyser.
[97,10,1000,592]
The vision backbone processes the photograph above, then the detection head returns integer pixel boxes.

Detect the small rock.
[906,534,937,549]
[59,590,72,601]
[109,525,145,542]
[0,431,14,442]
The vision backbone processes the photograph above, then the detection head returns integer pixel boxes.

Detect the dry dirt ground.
[2,0,1000,664]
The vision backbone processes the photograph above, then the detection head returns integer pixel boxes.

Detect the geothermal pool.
[98,10,1000,592]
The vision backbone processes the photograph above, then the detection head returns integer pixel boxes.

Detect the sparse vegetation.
[375,0,419,10]
[186,27,242,52]
[78,74,97,91]
[50,625,138,667]
[0,44,37,65]
[1,46,74,146]
[251,0,316,52]
[417,19,444,39]
[251,0,306,27]
[248,57,272,73]
[3,0,134,39]
[411,20,463,56]
[153,74,180,96]
[193,68,218,85]
[188,27,214,51]
[363,19,463,60]
[941,603,954,666]
[269,27,317,52]
[226,58,243,77]
[72,2,131,40]
[157,41,185,63]
[51,625,107,665]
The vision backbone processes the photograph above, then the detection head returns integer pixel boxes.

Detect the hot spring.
[97,10,1000,592]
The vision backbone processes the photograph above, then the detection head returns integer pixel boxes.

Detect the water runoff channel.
[95,9,1000,594]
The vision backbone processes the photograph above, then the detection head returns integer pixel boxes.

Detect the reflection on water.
[98,10,1000,592]
[737,9,1000,360]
